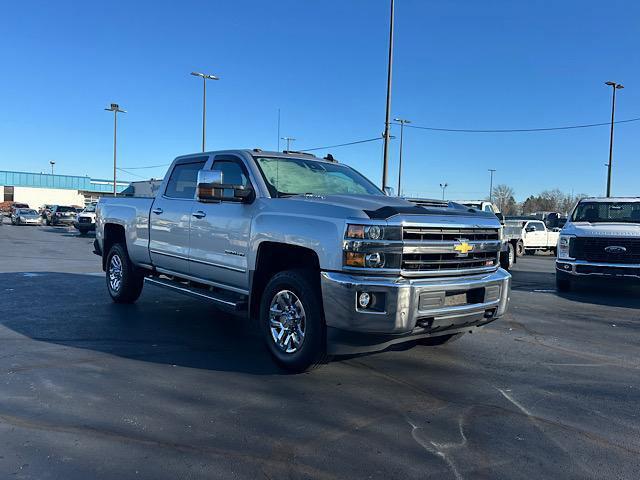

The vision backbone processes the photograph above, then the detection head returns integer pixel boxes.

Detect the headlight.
[557,235,574,259]
[343,224,402,269]
[19,216,25,221]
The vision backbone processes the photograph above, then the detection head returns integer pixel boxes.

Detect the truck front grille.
[571,237,640,264]
[401,227,500,275]
[403,228,499,242]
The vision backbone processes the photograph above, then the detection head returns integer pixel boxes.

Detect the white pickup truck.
[95,149,511,371]
[503,219,560,256]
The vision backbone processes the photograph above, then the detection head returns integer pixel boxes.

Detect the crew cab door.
[149,157,207,274]
[523,221,546,247]
[188,154,253,291]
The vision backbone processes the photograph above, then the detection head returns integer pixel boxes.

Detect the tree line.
[490,184,588,216]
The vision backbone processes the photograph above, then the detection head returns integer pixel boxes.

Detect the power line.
[396,117,640,133]
[118,163,171,170]
[300,137,382,152]
[116,167,152,179]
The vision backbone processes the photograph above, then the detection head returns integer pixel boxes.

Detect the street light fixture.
[440,182,448,201]
[605,81,624,197]
[281,137,296,151]
[49,160,56,175]
[191,71,220,152]
[104,103,126,196]
[394,117,411,196]
[488,169,496,202]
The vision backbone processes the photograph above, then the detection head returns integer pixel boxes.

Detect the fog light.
[358,292,371,308]
[365,252,385,268]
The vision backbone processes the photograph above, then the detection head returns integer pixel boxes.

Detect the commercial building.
[0,170,130,208]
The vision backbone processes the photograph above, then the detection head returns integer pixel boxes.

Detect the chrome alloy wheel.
[269,290,306,354]
[108,254,123,293]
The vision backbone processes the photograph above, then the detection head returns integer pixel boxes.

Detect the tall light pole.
[394,117,411,196]
[440,182,448,201]
[281,137,296,151]
[605,81,624,197]
[381,0,395,190]
[191,71,219,152]
[488,169,496,202]
[49,161,55,175]
[104,103,126,196]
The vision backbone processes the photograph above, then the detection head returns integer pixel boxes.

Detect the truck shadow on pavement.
[0,272,284,375]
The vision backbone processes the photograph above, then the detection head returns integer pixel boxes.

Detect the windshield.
[18,209,38,215]
[83,204,97,213]
[572,201,640,223]
[254,157,383,197]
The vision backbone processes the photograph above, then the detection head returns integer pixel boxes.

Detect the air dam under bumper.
[321,268,511,355]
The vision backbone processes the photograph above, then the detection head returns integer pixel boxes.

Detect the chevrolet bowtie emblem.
[454,240,474,257]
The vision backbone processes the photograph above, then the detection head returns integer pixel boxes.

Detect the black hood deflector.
[364,205,493,220]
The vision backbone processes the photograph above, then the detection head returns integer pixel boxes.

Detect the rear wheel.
[515,241,524,257]
[260,269,326,372]
[106,243,144,303]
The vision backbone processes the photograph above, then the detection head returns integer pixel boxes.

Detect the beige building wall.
[13,186,85,208]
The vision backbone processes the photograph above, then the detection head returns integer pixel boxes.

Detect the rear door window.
[164,159,207,199]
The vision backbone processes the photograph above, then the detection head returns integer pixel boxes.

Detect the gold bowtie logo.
[454,240,473,256]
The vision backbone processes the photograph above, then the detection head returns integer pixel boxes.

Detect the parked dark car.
[46,205,77,226]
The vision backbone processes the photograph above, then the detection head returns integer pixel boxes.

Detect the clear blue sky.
[0,0,638,200]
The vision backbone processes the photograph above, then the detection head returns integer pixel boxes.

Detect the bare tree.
[491,184,516,214]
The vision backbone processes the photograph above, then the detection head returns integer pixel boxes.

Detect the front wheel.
[260,269,326,372]
[515,241,524,257]
[106,243,144,303]
[500,243,515,270]
[556,273,572,292]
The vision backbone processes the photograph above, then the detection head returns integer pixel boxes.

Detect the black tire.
[260,269,326,373]
[500,243,515,270]
[418,333,463,346]
[78,228,88,236]
[515,241,524,257]
[551,247,557,257]
[556,272,572,292]
[46,218,51,226]
[105,243,144,303]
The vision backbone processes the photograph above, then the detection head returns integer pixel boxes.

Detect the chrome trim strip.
[145,277,237,307]
[153,267,249,295]
[403,240,501,254]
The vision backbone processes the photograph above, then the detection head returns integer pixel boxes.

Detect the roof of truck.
[579,197,640,203]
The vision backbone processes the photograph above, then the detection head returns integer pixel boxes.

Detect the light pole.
[394,117,411,196]
[104,103,126,196]
[440,182,448,201]
[191,71,219,152]
[49,161,55,175]
[605,81,623,197]
[488,169,496,202]
[381,0,395,191]
[281,137,296,151]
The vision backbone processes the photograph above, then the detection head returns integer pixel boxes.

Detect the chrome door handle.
[152,208,163,215]
[192,211,206,219]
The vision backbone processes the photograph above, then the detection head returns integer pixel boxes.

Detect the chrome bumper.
[556,260,640,279]
[320,268,511,353]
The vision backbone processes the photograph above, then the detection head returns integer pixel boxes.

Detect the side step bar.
[144,276,247,312]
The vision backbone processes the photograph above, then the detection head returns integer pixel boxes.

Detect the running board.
[144,276,247,311]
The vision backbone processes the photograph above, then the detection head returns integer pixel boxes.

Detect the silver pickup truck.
[95,149,511,371]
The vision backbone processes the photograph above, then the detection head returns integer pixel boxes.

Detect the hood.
[565,222,640,238]
[287,194,496,221]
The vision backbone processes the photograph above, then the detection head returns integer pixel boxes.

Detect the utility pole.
[394,117,411,196]
[277,108,281,151]
[381,0,395,190]
[488,169,496,202]
[191,71,220,152]
[281,137,295,151]
[104,103,126,196]
[605,81,624,197]
[440,182,448,201]
[49,161,55,175]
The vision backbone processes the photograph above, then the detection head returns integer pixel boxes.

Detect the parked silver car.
[11,208,42,225]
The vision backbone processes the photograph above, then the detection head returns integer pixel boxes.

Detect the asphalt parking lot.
[1,221,639,479]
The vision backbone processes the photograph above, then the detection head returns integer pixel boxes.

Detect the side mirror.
[495,212,505,224]
[383,186,395,196]
[196,170,254,203]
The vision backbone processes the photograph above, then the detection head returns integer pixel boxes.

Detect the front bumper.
[74,221,96,230]
[321,268,511,354]
[18,218,41,225]
[52,217,76,225]
[556,260,640,279]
